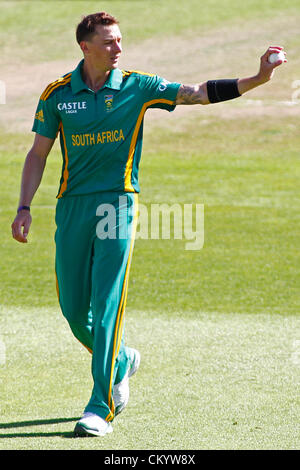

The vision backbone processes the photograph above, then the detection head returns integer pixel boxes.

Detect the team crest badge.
[104,95,114,112]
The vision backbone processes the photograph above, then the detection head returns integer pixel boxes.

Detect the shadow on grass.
[0,417,80,438]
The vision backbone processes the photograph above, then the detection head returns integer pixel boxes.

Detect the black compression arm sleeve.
[207,79,241,103]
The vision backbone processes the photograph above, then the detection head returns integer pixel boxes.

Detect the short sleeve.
[32,95,60,139]
[138,73,181,112]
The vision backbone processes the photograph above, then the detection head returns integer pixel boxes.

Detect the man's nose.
[114,41,122,53]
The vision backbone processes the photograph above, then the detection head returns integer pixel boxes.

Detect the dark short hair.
[76,12,119,44]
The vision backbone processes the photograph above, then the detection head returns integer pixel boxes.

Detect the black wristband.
[207,79,241,103]
[17,205,30,213]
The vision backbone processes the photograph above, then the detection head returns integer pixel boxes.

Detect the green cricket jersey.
[32,59,181,198]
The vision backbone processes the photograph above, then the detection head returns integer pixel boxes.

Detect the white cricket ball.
[268,51,285,64]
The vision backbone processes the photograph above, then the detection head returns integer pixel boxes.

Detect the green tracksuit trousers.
[54,191,138,422]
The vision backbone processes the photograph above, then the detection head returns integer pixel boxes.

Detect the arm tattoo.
[175,83,208,105]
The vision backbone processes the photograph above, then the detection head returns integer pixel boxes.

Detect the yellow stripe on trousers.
[106,193,139,421]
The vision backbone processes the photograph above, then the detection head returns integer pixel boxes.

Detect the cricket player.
[11,12,286,437]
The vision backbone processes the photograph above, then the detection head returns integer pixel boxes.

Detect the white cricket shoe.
[74,412,113,437]
[113,348,141,416]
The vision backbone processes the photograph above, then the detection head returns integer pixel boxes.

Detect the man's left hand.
[257,45,287,84]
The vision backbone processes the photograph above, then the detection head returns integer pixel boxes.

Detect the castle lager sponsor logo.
[58,101,87,113]
[72,129,125,146]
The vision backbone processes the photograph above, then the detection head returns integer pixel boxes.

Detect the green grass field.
[0,0,300,450]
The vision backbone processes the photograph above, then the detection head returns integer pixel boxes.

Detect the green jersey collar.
[71,59,123,94]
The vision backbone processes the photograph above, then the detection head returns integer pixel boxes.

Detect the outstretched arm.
[175,46,287,105]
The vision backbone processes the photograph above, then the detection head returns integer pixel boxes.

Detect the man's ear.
[80,40,90,55]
